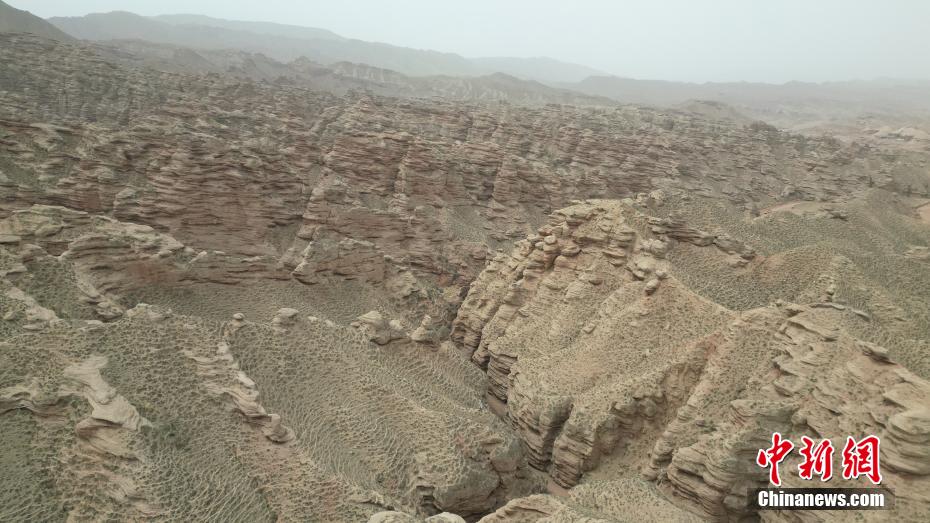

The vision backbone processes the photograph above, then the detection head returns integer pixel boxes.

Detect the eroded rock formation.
[2,28,930,523]
[453,199,930,521]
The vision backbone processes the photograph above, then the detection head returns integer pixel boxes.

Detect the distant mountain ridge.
[6,2,928,134]
[88,37,616,107]
[0,1,614,107]
[567,75,930,109]
[0,0,73,41]
[469,56,605,85]
[153,13,345,42]
[562,74,930,133]
[46,10,601,82]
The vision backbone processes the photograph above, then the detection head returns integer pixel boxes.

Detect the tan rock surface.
[1,29,930,523]
[453,199,930,521]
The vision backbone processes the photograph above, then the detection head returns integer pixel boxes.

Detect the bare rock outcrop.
[353,310,409,345]
[2,31,923,303]
[453,200,930,521]
[478,479,701,522]
[368,511,466,523]
[2,31,930,523]
[184,332,296,444]
[648,305,930,521]
[1,353,158,518]
[452,201,731,480]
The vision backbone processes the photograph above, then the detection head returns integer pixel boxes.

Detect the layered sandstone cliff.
[2,33,926,296]
[452,199,930,521]
[2,30,930,522]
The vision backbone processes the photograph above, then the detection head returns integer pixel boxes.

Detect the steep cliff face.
[0,256,543,521]
[651,304,930,521]
[3,31,930,522]
[453,198,930,521]
[2,33,925,297]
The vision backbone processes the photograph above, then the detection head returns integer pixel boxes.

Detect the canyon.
[2,3,930,522]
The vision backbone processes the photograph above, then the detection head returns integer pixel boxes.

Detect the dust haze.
[13,0,930,83]
[2,1,930,522]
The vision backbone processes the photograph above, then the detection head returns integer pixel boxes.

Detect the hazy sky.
[11,0,930,83]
